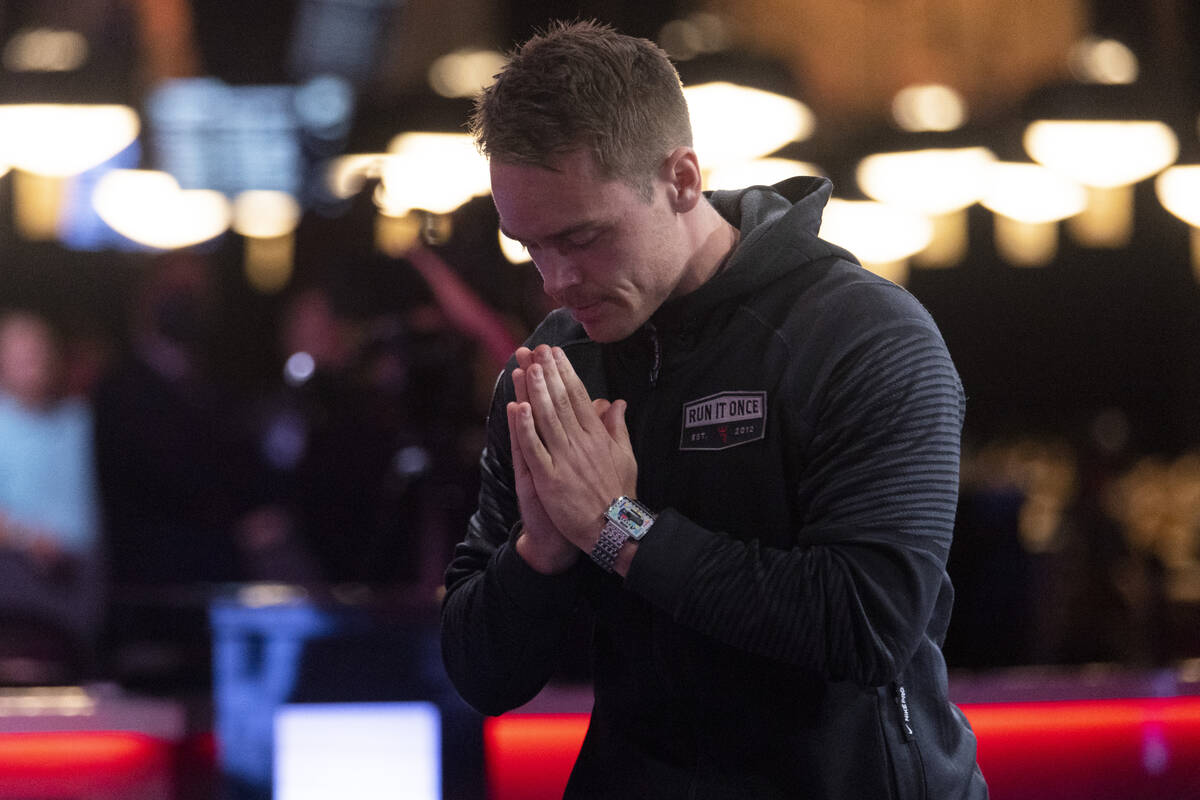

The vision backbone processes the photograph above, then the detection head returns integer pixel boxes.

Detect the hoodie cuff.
[623,507,716,614]
[492,538,584,620]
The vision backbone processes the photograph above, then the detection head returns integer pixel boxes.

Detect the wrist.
[589,497,655,574]
[514,525,579,575]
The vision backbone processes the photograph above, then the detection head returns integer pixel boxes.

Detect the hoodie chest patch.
[679,391,767,451]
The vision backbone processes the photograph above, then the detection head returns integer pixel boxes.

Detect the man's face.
[490,150,685,343]
[0,316,58,407]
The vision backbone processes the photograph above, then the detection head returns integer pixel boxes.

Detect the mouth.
[567,298,605,321]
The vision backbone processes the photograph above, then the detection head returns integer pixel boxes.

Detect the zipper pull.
[645,323,661,387]
[894,684,915,740]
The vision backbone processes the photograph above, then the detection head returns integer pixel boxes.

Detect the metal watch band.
[589,520,628,573]
[589,497,656,573]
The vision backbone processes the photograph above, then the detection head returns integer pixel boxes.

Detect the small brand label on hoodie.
[679,391,767,451]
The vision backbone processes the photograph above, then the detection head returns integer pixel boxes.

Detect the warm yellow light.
[92,169,230,249]
[891,84,968,132]
[375,212,422,257]
[326,153,389,199]
[1156,166,1200,227]
[819,199,933,284]
[0,104,139,177]
[684,82,815,168]
[1068,37,1139,85]
[703,158,823,191]
[1024,120,1178,189]
[981,162,1087,267]
[858,147,995,216]
[658,12,731,60]
[2,28,89,73]
[857,147,996,268]
[11,172,65,240]
[376,132,490,216]
[499,229,531,264]
[428,49,507,98]
[1156,166,1200,279]
[980,162,1087,224]
[232,191,302,294]
[1025,120,1176,247]
[232,190,302,238]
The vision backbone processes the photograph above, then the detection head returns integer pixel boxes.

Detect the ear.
[662,147,703,213]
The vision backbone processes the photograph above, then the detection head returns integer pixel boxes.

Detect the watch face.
[608,497,653,539]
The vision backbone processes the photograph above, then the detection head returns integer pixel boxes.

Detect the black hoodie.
[442,177,989,799]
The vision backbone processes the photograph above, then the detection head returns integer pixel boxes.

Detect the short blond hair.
[469,20,693,195]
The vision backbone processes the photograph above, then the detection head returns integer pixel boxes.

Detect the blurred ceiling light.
[891,84,968,133]
[92,169,230,250]
[326,153,390,199]
[703,158,823,192]
[376,132,490,216]
[428,49,507,98]
[2,28,89,73]
[1024,119,1178,247]
[818,199,934,285]
[1068,37,1139,85]
[1155,165,1200,279]
[980,162,1087,266]
[857,147,996,267]
[0,104,139,177]
[684,82,815,169]
[232,190,302,239]
[499,229,531,265]
[233,190,303,293]
[658,12,731,60]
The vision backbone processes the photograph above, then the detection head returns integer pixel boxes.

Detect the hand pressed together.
[507,345,638,573]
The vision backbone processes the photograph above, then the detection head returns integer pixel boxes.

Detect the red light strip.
[484,697,1200,800]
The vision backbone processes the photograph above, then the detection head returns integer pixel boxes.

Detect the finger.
[508,400,551,477]
[592,398,612,418]
[507,403,548,524]
[507,401,529,475]
[512,367,529,405]
[551,346,602,430]
[600,398,632,451]
[531,347,584,435]
[525,362,572,450]
[515,346,534,370]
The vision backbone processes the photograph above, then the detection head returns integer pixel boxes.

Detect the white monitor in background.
[274,702,441,800]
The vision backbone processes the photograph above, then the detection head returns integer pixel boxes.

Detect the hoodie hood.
[651,176,858,331]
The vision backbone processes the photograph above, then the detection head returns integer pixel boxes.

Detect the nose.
[534,250,582,298]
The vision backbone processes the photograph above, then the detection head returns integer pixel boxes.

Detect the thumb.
[600,399,631,448]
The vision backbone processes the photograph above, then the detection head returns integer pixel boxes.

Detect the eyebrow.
[499,220,600,245]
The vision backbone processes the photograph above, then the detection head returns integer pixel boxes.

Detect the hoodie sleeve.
[624,282,965,687]
[440,367,591,716]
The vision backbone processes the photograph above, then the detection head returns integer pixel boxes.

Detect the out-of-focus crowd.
[0,248,520,690]
[947,431,1200,670]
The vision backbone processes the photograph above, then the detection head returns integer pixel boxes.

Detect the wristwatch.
[589,496,656,573]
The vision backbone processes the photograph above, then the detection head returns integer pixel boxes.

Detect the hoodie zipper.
[894,683,914,740]
[645,322,661,387]
[892,682,927,798]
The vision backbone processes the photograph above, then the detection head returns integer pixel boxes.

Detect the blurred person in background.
[92,254,308,686]
[0,310,104,681]
[252,284,417,591]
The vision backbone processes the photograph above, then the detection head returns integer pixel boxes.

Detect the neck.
[673,202,740,298]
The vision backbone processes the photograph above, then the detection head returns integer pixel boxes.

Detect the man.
[441,20,988,799]
[0,310,103,674]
